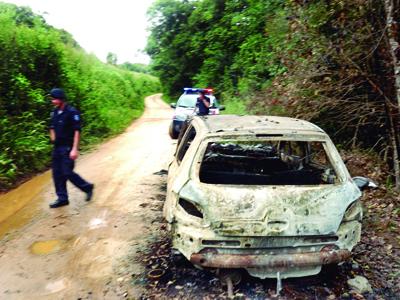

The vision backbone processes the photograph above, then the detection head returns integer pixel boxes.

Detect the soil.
[0,95,398,300]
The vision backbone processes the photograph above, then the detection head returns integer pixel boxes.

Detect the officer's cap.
[49,88,66,100]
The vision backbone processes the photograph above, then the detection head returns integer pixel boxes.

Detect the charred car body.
[165,115,367,279]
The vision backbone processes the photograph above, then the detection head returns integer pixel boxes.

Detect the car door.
[164,124,199,221]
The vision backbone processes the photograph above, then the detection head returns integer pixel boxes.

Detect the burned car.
[165,115,368,279]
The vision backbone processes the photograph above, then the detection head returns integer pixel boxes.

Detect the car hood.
[175,106,195,118]
[178,180,361,236]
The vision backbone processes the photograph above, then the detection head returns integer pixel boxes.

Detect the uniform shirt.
[50,104,81,147]
[196,96,210,116]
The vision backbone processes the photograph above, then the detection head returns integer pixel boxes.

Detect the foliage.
[146,0,399,182]
[252,0,400,185]
[146,0,195,98]
[220,96,248,115]
[106,52,118,65]
[0,2,160,189]
[120,62,152,74]
[146,0,284,99]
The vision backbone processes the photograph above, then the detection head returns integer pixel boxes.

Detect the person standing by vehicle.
[196,90,210,116]
[48,88,94,208]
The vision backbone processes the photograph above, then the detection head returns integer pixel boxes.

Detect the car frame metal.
[165,115,367,279]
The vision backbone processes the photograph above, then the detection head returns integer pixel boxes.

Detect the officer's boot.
[49,199,69,208]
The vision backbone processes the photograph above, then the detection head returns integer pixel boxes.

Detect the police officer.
[196,90,210,116]
[48,88,94,208]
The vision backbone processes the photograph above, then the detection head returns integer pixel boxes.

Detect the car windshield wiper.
[178,105,194,108]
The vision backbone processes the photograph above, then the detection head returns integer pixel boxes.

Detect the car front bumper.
[190,248,351,279]
[190,248,350,269]
[170,219,361,278]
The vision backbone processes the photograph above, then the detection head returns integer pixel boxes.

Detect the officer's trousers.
[52,146,91,201]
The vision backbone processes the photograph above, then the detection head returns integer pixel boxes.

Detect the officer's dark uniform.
[196,95,210,116]
[50,104,92,203]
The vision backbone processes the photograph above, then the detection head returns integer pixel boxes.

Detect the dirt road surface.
[0,94,175,299]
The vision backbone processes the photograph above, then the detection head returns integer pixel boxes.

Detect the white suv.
[169,88,225,139]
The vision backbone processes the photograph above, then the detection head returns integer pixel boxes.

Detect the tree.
[106,52,118,65]
[120,62,150,74]
[146,0,196,97]
[384,0,400,190]
[146,0,400,184]
[146,0,283,97]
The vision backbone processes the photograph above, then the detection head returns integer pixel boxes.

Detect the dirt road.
[0,94,175,299]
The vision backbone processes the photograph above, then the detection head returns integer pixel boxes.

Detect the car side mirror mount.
[352,176,378,191]
[219,105,225,111]
[170,103,176,109]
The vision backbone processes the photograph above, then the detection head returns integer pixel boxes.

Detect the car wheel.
[169,123,179,139]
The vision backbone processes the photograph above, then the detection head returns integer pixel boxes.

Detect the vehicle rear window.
[199,140,338,185]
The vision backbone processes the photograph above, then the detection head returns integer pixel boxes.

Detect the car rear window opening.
[199,141,338,185]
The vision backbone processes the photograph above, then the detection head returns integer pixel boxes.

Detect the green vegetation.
[0,2,160,189]
[147,0,400,188]
[120,62,152,74]
[146,0,283,100]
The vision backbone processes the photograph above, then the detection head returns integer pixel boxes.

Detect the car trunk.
[178,180,361,237]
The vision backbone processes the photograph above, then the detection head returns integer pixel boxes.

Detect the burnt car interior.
[199,140,338,185]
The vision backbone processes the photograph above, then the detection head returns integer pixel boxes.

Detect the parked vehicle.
[165,115,375,279]
[169,88,225,139]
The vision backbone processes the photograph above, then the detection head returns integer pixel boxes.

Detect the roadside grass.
[221,97,249,115]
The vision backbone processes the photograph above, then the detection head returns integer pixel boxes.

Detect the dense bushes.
[0,3,160,189]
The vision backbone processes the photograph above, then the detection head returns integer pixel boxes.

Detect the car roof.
[192,115,325,135]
